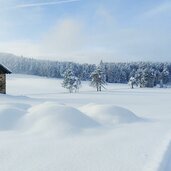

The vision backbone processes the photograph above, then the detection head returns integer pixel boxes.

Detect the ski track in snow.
[142,134,171,171]
[157,138,171,171]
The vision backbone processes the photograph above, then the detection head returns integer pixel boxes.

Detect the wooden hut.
[0,64,11,94]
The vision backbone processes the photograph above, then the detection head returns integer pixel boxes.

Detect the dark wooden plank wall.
[0,73,6,94]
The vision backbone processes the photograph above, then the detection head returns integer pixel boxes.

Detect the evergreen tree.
[99,60,107,82]
[90,66,106,91]
[141,68,155,88]
[62,69,80,93]
[159,67,169,87]
[162,67,169,85]
[73,77,81,92]
[135,68,143,88]
[128,77,137,89]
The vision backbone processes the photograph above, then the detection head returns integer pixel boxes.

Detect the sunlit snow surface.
[0,74,171,171]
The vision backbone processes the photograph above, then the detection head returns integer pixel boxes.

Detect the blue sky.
[0,0,171,63]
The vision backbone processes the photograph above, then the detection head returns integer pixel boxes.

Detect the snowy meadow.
[0,74,171,171]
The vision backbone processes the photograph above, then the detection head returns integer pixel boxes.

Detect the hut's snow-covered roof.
[0,64,12,74]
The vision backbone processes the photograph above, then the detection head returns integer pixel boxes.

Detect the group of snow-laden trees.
[0,55,170,92]
[1,55,171,85]
[128,65,169,89]
[63,61,170,92]
[62,61,107,93]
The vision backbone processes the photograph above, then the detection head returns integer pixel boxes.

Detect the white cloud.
[142,2,171,17]
[0,18,170,63]
[0,2,171,64]
[0,40,41,57]
[0,18,88,62]
[95,5,113,24]
[7,0,80,9]
[41,18,85,54]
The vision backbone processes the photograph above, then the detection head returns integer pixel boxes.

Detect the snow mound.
[79,104,142,126]
[20,102,100,135]
[0,104,26,130]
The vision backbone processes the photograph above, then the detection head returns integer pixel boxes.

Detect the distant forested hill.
[0,52,171,84]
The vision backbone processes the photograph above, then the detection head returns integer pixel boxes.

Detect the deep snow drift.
[0,74,171,171]
[19,102,100,135]
[79,104,142,125]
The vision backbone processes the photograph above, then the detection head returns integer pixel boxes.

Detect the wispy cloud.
[8,0,80,9]
[143,2,171,17]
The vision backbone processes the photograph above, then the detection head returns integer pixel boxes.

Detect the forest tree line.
[0,53,171,88]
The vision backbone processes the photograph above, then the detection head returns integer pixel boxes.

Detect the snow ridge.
[143,134,171,171]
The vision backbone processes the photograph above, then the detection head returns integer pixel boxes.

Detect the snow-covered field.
[0,74,171,171]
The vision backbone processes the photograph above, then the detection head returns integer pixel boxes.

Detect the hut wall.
[0,74,6,94]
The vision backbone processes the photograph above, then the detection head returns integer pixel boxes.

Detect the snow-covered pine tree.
[135,68,143,88]
[159,67,169,88]
[128,77,137,89]
[62,69,80,93]
[90,65,106,91]
[73,77,81,92]
[162,67,169,84]
[140,68,155,88]
[99,60,107,82]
